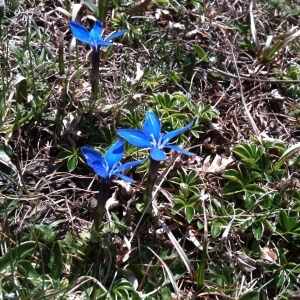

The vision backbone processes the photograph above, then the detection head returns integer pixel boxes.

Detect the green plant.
[57,145,80,172]
[171,169,204,222]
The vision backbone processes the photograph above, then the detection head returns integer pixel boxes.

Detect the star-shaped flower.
[117,111,195,161]
[81,140,145,183]
[70,20,126,52]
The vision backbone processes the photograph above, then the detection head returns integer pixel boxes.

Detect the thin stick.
[210,66,300,83]
[231,46,260,137]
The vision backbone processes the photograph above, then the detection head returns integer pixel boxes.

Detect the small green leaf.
[274,142,300,171]
[182,52,196,80]
[15,75,28,111]
[49,242,63,280]
[239,291,259,300]
[278,210,289,231]
[17,260,41,287]
[57,151,72,160]
[211,224,221,238]
[67,155,78,172]
[0,144,12,162]
[84,0,98,16]
[222,169,243,185]
[161,287,172,300]
[194,45,209,63]
[245,184,265,195]
[252,219,264,240]
[223,181,244,195]
[0,242,36,275]
[185,206,195,223]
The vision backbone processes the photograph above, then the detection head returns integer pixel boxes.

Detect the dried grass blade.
[249,1,261,54]
[144,246,181,300]
[158,219,197,281]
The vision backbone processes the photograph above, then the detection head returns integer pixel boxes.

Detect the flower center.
[150,133,167,149]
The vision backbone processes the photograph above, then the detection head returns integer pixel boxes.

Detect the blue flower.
[81,140,145,183]
[117,111,195,161]
[70,20,126,52]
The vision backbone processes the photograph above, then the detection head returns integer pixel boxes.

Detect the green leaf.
[17,260,41,287]
[57,151,72,160]
[239,291,259,300]
[288,211,299,231]
[194,45,209,63]
[84,0,98,16]
[222,169,243,185]
[168,70,182,84]
[278,210,289,231]
[34,224,58,241]
[182,52,196,80]
[0,144,12,162]
[49,242,63,280]
[67,155,78,172]
[223,181,244,195]
[0,242,36,275]
[252,219,264,240]
[245,184,265,195]
[211,224,221,238]
[185,206,195,223]
[274,142,300,171]
[161,287,172,300]
[15,75,28,111]
[233,143,264,165]
[238,163,251,185]
[0,198,19,217]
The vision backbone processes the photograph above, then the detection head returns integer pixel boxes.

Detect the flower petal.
[97,40,112,47]
[143,111,161,141]
[104,140,124,170]
[164,144,195,156]
[90,160,109,179]
[90,20,103,40]
[112,172,135,183]
[82,146,105,167]
[161,122,193,144]
[105,29,127,42]
[150,147,167,161]
[115,158,147,172]
[89,20,112,47]
[70,21,91,45]
[117,129,152,148]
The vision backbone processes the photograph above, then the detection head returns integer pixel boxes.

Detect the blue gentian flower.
[81,140,145,183]
[70,20,126,52]
[117,111,195,161]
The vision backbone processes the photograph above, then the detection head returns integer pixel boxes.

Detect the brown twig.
[210,66,300,83]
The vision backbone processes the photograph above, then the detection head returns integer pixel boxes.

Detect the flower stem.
[91,49,100,101]
[93,178,112,231]
[143,158,160,204]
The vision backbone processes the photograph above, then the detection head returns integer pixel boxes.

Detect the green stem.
[91,49,100,101]
[93,178,112,231]
[143,158,160,204]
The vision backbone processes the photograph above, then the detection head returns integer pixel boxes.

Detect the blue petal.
[82,146,105,167]
[164,144,195,156]
[161,122,193,144]
[90,160,109,179]
[90,20,103,41]
[89,20,112,47]
[143,111,161,142]
[150,147,167,161]
[70,21,91,45]
[97,40,112,47]
[105,29,127,42]
[112,172,135,183]
[117,129,152,148]
[104,140,124,170]
[115,158,147,172]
